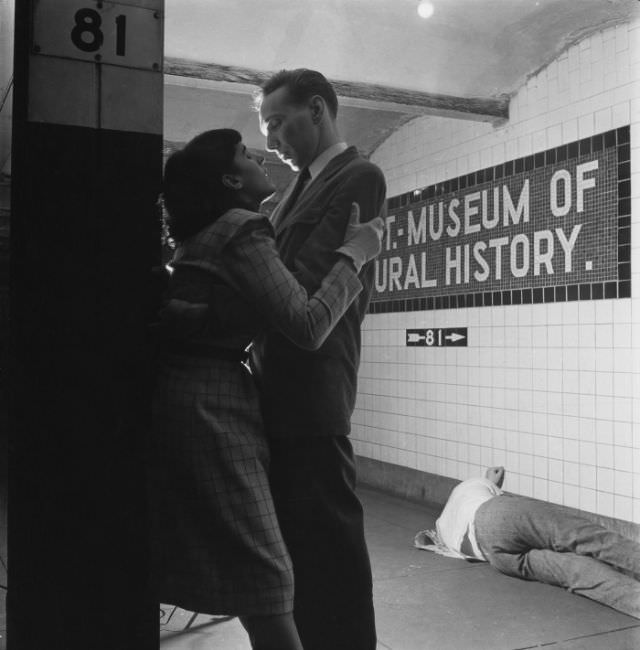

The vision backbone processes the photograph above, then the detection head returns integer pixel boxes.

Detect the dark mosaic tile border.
[369,126,630,314]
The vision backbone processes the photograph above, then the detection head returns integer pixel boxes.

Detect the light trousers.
[474,494,640,619]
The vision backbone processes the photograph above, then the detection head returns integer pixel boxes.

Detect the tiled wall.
[354,20,640,523]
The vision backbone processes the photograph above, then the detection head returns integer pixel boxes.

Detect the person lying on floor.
[414,467,640,619]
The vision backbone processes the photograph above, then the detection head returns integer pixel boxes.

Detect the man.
[252,69,386,650]
[415,467,640,619]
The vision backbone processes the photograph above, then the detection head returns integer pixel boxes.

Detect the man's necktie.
[280,167,310,219]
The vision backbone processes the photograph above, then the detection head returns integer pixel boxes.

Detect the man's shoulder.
[331,148,385,184]
[347,157,385,177]
[341,147,383,170]
[451,477,501,500]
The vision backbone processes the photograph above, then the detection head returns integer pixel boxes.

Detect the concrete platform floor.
[159,486,640,650]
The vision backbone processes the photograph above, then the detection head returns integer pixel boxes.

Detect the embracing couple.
[148,69,387,650]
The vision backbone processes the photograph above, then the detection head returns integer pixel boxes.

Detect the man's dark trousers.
[269,435,376,650]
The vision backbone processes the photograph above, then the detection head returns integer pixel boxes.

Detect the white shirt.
[308,142,348,182]
[435,477,503,560]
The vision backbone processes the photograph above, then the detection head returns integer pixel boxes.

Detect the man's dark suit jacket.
[254,146,387,438]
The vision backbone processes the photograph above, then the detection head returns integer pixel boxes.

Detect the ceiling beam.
[164,58,509,123]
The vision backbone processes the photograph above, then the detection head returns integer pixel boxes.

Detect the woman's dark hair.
[255,68,338,119]
[162,128,241,244]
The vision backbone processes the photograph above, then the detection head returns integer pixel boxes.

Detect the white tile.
[546,348,563,371]
[563,370,580,393]
[614,421,633,447]
[615,470,633,497]
[595,349,614,373]
[533,477,549,501]
[547,391,563,415]
[531,369,546,392]
[594,324,613,348]
[549,458,563,482]
[614,397,633,423]
[597,467,615,493]
[614,445,633,473]
[594,300,614,323]
[578,113,594,137]
[564,484,580,509]
[597,491,615,518]
[562,118,578,143]
[519,474,535,498]
[579,370,596,394]
[578,324,596,348]
[595,396,614,421]
[595,418,615,444]
[579,441,597,465]
[548,481,564,505]
[613,322,632,346]
[597,444,615,470]
[613,298,632,322]
[532,451,547,474]
[580,488,597,513]
[594,106,612,132]
[548,413,563,436]
[615,24,629,52]
[579,464,597,490]
[547,369,562,393]
[579,417,596,443]
[613,348,633,373]
[612,101,631,128]
[613,372,634,399]
[614,495,633,521]
[563,415,580,440]
[595,371,613,396]
[563,460,580,485]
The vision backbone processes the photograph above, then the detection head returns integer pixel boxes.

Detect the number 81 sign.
[33,0,162,71]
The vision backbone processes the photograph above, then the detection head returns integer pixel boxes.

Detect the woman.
[149,129,383,650]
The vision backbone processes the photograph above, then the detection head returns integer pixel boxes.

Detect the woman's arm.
[221,220,365,350]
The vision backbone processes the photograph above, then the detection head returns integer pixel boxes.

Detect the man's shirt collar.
[308,142,348,181]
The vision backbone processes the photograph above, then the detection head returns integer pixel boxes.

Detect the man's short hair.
[255,68,338,119]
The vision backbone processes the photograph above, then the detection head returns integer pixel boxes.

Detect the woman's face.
[230,142,276,206]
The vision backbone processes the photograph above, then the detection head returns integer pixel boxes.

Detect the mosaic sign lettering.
[370,127,630,313]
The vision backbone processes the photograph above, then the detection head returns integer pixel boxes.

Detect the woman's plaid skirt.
[148,352,294,616]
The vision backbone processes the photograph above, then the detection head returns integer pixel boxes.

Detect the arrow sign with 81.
[406,328,468,347]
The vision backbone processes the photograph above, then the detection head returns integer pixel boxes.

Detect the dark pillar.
[9,2,163,647]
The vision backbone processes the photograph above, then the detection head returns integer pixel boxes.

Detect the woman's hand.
[336,202,385,272]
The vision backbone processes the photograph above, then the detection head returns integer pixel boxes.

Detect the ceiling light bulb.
[417,1,434,19]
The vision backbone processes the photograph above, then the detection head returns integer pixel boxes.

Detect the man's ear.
[222,174,242,190]
[309,95,325,124]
